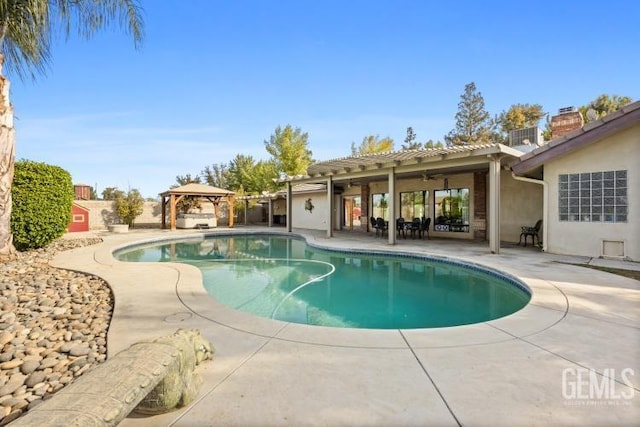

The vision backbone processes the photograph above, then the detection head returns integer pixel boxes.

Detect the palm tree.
[0,0,144,255]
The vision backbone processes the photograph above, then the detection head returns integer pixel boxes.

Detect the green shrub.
[11,160,74,250]
[114,189,144,227]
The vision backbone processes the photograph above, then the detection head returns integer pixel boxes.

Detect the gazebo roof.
[159,183,235,197]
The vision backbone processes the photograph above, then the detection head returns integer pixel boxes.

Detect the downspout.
[511,172,548,252]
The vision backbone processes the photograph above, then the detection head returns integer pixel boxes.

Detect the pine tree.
[401,127,421,150]
[444,82,493,146]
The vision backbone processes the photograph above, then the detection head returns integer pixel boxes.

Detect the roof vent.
[558,106,577,114]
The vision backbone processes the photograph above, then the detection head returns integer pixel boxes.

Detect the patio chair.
[396,217,406,239]
[420,217,431,239]
[370,216,379,236]
[408,217,421,239]
[519,219,542,247]
[376,217,388,237]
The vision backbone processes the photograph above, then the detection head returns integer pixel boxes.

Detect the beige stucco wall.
[74,200,162,229]
[544,123,640,261]
[500,171,543,243]
[75,200,232,230]
[290,192,329,230]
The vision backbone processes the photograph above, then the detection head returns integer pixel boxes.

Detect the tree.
[102,187,125,201]
[227,154,258,193]
[424,139,444,149]
[351,135,394,156]
[498,104,545,132]
[264,124,313,176]
[0,0,144,255]
[579,94,633,123]
[496,103,545,144]
[444,82,494,146]
[401,127,421,150]
[114,188,144,227]
[202,163,229,189]
[252,160,280,193]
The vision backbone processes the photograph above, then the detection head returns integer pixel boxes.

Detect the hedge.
[11,160,74,250]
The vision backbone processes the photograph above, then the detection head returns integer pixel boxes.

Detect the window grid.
[559,170,627,223]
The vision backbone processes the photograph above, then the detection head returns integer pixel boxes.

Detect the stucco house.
[511,100,639,261]
[281,143,541,254]
[281,101,639,261]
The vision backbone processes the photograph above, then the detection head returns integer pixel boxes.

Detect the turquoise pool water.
[115,234,531,329]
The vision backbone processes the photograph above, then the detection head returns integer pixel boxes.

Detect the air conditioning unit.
[508,126,543,147]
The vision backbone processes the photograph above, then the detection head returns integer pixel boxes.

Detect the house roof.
[283,143,523,183]
[159,183,235,197]
[511,101,640,177]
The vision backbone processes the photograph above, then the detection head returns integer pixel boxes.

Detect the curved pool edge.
[49,229,639,427]
[108,229,569,349]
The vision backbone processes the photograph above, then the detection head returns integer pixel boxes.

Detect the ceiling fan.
[421,172,439,182]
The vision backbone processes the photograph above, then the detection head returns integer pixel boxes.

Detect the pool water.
[116,235,531,329]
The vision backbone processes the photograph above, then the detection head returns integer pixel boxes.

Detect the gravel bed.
[0,237,111,425]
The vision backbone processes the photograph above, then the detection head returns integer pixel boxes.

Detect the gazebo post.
[161,196,166,229]
[169,194,177,231]
[228,196,234,228]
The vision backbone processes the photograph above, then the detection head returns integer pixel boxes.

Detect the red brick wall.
[360,184,370,232]
[473,172,486,240]
[551,111,584,138]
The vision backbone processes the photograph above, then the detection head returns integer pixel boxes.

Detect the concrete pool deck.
[52,227,639,426]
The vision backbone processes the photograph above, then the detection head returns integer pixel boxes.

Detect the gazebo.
[159,183,235,231]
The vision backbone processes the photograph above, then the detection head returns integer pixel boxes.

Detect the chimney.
[74,184,91,200]
[550,106,584,138]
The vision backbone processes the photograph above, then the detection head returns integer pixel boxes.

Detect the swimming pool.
[115,234,531,329]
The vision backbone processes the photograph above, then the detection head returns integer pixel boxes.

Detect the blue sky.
[10,0,639,199]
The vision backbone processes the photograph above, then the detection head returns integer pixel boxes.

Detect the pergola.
[281,143,525,254]
[159,183,235,231]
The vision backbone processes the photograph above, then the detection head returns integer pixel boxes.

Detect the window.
[434,188,470,232]
[372,193,389,220]
[559,170,627,223]
[400,191,429,220]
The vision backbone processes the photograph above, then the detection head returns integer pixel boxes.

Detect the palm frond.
[0,0,143,80]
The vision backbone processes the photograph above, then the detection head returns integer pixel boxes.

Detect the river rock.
[69,345,90,357]
[0,373,26,396]
[0,331,14,347]
[0,236,110,426]
[25,372,46,388]
[0,359,23,370]
[19,360,39,375]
